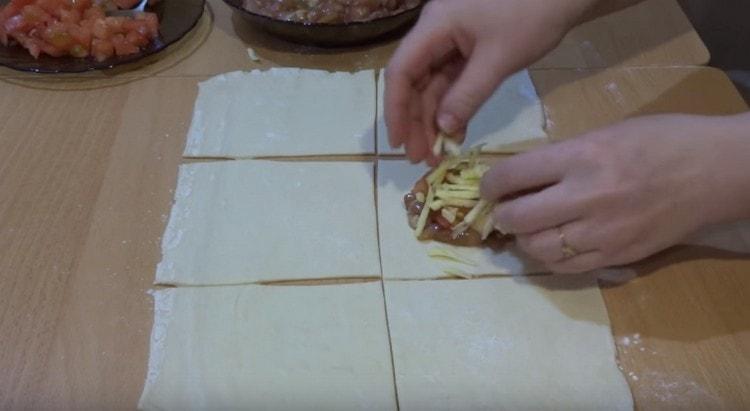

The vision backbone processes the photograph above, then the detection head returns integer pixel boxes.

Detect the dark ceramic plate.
[0,0,205,73]
[223,0,423,47]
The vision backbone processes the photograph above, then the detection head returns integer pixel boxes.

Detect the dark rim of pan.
[224,0,424,28]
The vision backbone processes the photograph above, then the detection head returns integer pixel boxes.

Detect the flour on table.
[139,283,396,411]
[377,69,548,154]
[184,68,376,158]
[156,160,381,285]
[384,276,633,410]
[377,160,544,280]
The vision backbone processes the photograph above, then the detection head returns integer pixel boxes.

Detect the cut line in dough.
[185,68,376,158]
[377,69,549,155]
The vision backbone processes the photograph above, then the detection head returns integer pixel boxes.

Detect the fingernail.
[494,221,508,235]
[437,113,459,135]
[492,206,509,235]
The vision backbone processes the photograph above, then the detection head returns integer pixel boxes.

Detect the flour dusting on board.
[638,371,720,408]
[579,40,606,66]
[542,104,555,130]
[141,289,176,401]
[247,47,260,62]
[160,166,196,253]
[619,333,641,347]
[605,82,626,106]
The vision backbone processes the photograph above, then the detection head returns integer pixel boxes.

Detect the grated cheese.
[432,132,463,157]
[443,267,474,279]
[247,48,261,62]
[413,146,498,243]
[430,198,478,210]
[414,186,434,238]
[435,189,480,200]
[429,248,479,267]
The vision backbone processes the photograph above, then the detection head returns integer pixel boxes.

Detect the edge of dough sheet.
[138,289,176,411]
[183,68,377,158]
[154,163,196,286]
[376,69,549,155]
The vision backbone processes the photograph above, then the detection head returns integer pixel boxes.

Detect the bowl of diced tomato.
[0,0,205,73]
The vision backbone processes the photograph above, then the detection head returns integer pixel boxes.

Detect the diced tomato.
[82,5,104,21]
[4,14,32,33]
[67,23,90,46]
[22,4,52,25]
[35,0,59,16]
[11,31,41,58]
[91,37,113,61]
[0,0,159,60]
[122,17,145,35]
[91,18,108,39]
[110,33,137,56]
[42,22,74,50]
[433,214,454,229]
[104,16,127,34]
[70,0,93,12]
[38,39,64,56]
[59,8,81,24]
[2,0,36,18]
[25,39,41,58]
[69,43,87,57]
[137,11,157,38]
[125,29,147,47]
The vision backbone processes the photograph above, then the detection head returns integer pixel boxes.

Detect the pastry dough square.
[377,70,548,154]
[139,282,397,410]
[384,277,633,410]
[156,160,381,285]
[376,160,544,279]
[184,69,376,158]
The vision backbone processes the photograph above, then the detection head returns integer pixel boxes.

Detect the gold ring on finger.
[558,227,579,259]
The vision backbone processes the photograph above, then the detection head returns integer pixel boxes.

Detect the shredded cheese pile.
[414,135,496,241]
[428,248,477,279]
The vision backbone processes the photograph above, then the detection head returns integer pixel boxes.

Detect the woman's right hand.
[385,0,597,164]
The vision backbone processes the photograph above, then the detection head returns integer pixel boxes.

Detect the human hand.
[384,0,594,164]
[481,114,750,273]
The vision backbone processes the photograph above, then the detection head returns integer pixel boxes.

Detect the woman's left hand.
[480,113,750,273]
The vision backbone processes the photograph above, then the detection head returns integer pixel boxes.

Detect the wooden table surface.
[1,0,748,409]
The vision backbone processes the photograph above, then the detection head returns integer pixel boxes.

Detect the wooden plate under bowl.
[0,0,205,73]
[222,0,423,47]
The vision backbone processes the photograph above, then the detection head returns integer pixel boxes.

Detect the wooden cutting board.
[0,0,747,409]
[1,66,747,410]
